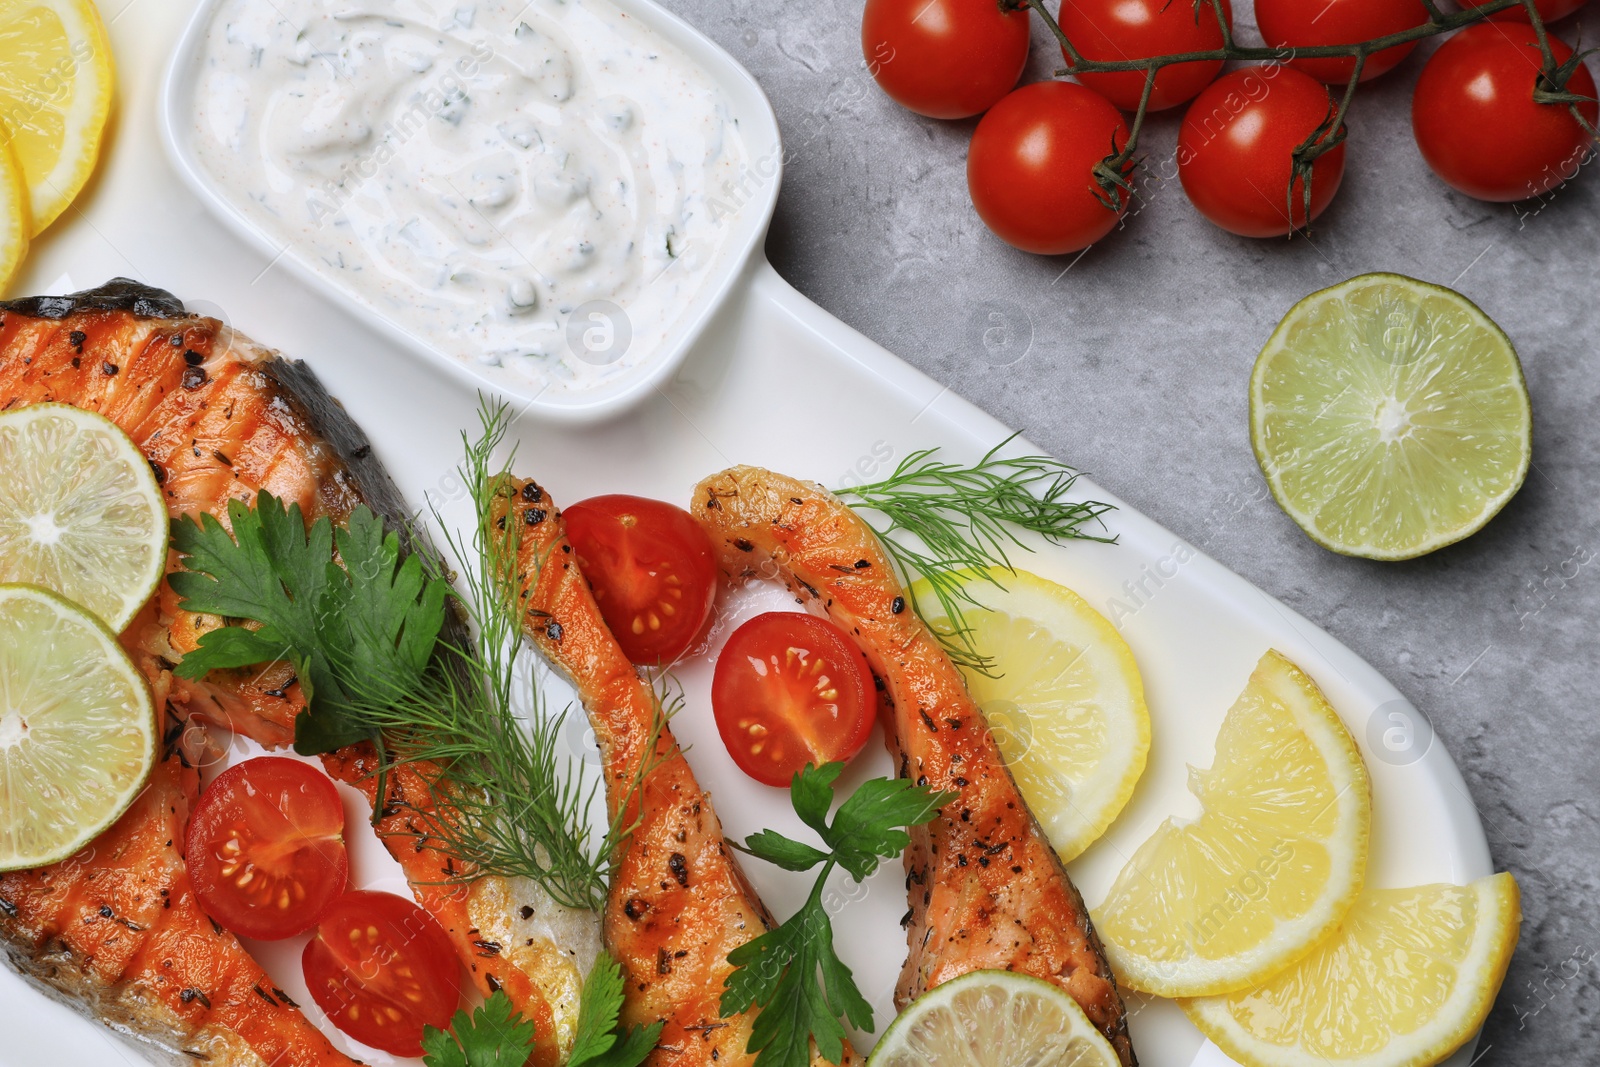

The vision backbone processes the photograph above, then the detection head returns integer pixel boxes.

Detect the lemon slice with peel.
[1092,649,1370,998]
[0,583,157,870]
[0,0,114,236]
[1183,873,1520,1067]
[0,404,169,632]
[867,969,1122,1067]
[1251,273,1531,560]
[0,135,24,292]
[915,568,1149,862]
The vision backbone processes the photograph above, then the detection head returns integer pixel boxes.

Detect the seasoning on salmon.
[489,474,857,1067]
[0,279,582,1064]
[691,466,1137,1067]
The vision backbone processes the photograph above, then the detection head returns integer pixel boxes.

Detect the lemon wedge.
[0,404,169,632]
[1183,873,1521,1067]
[916,568,1149,863]
[0,583,156,871]
[0,0,114,236]
[867,969,1122,1067]
[0,135,24,292]
[1092,649,1370,998]
[1251,273,1531,560]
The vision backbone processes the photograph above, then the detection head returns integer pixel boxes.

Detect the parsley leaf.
[569,953,663,1067]
[169,492,447,754]
[722,763,954,1067]
[420,990,538,1067]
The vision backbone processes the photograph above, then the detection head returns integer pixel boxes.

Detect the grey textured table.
[658,1,1598,1061]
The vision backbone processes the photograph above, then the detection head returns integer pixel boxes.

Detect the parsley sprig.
[723,763,953,1067]
[422,954,661,1067]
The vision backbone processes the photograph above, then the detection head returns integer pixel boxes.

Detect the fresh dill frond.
[835,436,1116,674]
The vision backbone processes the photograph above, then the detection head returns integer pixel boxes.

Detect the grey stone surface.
[659,0,1598,1060]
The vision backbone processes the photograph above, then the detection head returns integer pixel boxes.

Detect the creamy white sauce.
[189,0,747,396]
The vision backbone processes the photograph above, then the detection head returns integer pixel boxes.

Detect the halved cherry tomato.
[301,890,462,1056]
[186,756,349,941]
[1058,0,1233,111]
[712,613,877,787]
[565,494,718,666]
[862,0,1032,119]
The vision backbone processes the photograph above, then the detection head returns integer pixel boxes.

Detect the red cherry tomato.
[712,613,877,788]
[1058,0,1232,111]
[302,890,462,1057]
[967,81,1132,255]
[185,757,348,941]
[564,494,718,666]
[861,0,1032,119]
[1457,0,1589,23]
[1255,0,1427,84]
[1412,24,1598,202]
[1178,66,1347,237]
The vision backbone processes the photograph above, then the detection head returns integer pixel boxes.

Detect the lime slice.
[1183,873,1521,1067]
[867,969,1121,1067]
[0,403,169,631]
[914,568,1149,862]
[1250,273,1531,560]
[0,0,115,235]
[0,583,156,870]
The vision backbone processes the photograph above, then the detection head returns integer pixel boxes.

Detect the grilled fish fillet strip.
[0,280,587,1065]
[491,474,856,1067]
[691,466,1136,1067]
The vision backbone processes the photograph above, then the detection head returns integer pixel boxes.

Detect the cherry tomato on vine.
[1457,0,1589,23]
[186,757,348,941]
[302,890,462,1056]
[1178,66,1347,238]
[967,81,1132,255]
[1255,0,1427,85]
[711,613,877,787]
[1057,0,1232,111]
[564,494,718,666]
[861,0,1032,119]
[1412,24,1598,202]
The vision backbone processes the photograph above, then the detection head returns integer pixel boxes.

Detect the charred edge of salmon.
[0,277,187,320]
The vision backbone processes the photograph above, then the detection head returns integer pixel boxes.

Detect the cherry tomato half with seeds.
[564,494,718,666]
[301,890,462,1057]
[1457,0,1589,23]
[1058,0,1232,111]
[862,0,1032,119]
[186,757,349,941]
[712,612,877,788]
[1255,0,1427,85]
[967,81,1133,255]
[1412,24,1598,203]
[1178,66,1347,238]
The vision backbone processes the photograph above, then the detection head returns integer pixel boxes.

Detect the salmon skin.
[0,280,587,1065]
[490,475,856,1067]
[692,467,1137,1067]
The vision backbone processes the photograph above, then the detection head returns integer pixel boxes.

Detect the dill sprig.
[835,435,1116,673]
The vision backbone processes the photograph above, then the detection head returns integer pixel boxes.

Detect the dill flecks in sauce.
[190,0,747,395]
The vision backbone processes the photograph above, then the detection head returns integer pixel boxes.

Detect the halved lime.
[1250,274,1531,560]
[0,404,168,630]
[0,584,156,870]
[867,970,1121,1067]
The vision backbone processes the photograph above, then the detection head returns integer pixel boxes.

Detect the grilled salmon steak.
[0,280,588,1065]
[490,474,856,1067]
[691,466,1137,1066]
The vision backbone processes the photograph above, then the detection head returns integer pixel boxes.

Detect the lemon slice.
[1251,273,1531,561]
[1092,650,1370,998]
[916,568,1149,862]
[867,969,1122,1067]
[0,583,157,870]
[0,0,114,236]
[0,135,24,292]
[1183,873,1520,1067]
[0,404,169,631]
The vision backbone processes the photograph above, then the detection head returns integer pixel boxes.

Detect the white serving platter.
[0,0,1491,1064]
